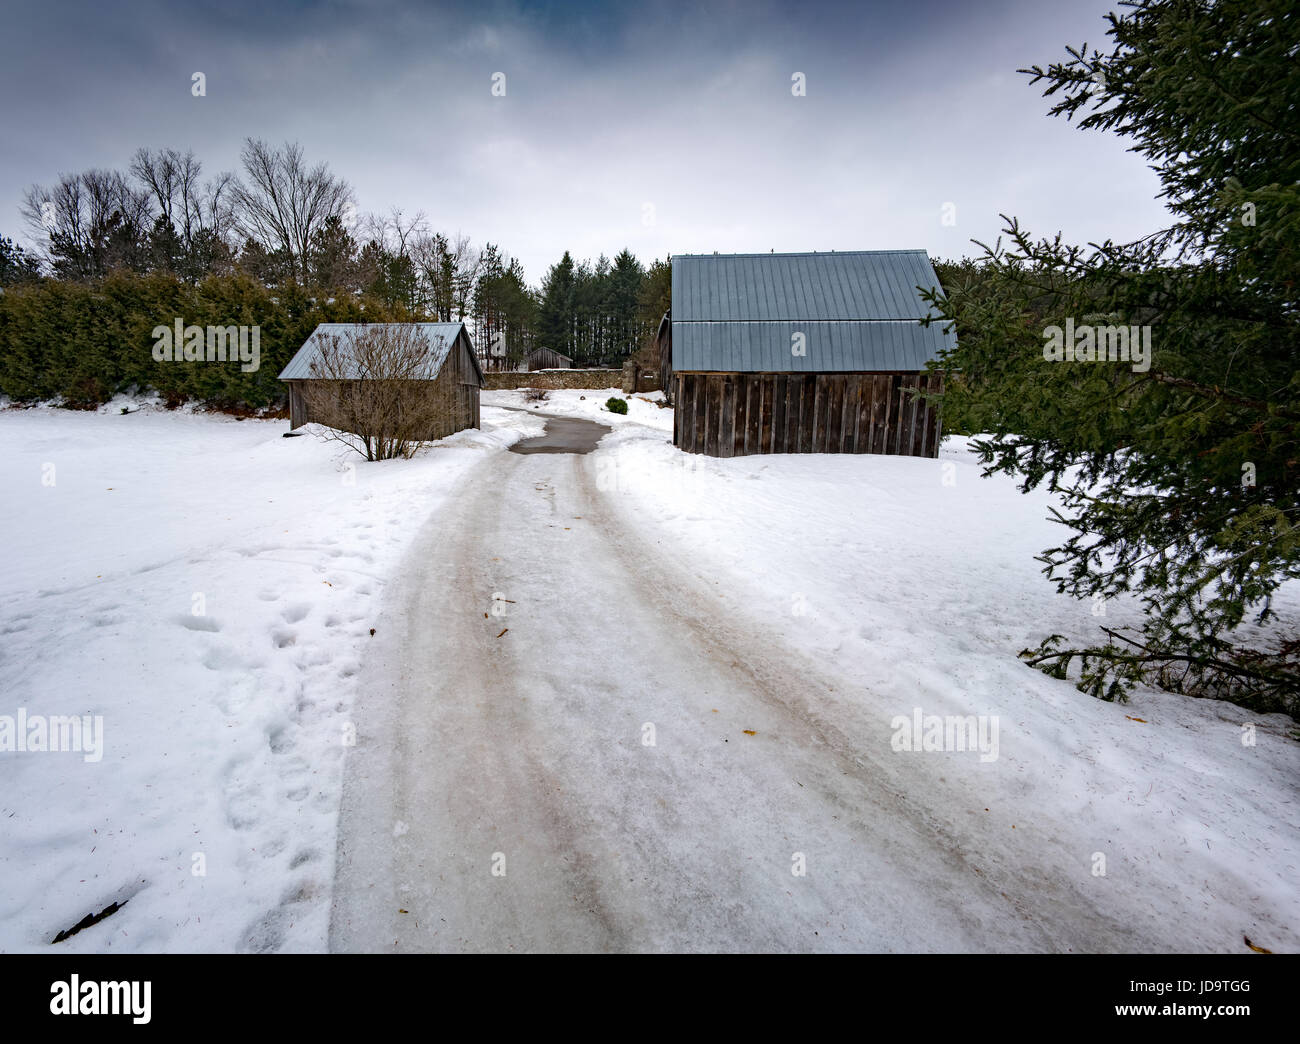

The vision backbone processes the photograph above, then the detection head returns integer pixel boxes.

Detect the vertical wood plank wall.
[440,331,481,435]
[288,381,306,429]
[527,347,572,370]
[673,372,942,457]
[288,331,482,439]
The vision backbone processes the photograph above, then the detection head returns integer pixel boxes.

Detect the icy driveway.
[326,417,1270,953]
[508,412,610,455]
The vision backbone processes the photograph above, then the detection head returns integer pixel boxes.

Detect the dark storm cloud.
[0,0,1169,281]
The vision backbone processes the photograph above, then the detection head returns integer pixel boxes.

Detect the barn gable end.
[526,347,573,371]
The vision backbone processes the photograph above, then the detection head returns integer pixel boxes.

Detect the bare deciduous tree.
[130,148,237,277]
[299,324,455,461]
[451,233,480,319]
[231,139,354,284]
[360,206,427,260]
[132,149,235,240]
[21,169,154,279]
[131,148,199,237]
[355,206,429,310]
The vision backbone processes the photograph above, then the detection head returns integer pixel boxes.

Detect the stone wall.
[482,369,624,391]
[622,359,662,394]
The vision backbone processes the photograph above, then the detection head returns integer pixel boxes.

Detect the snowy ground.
[0,400,540,952]
[2,393,1298,953]
[588,421,1300,952]
[482,386,672,430]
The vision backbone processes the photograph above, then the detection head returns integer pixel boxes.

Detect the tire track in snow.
[331,452,631,952]
[575,454,1152,952]
[331,431,1151,952]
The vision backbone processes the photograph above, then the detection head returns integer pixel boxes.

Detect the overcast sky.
[0,0,1170,284]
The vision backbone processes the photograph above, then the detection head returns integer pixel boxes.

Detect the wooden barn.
[659,250,953,457]
[279,322,483,437]
[525,347,573,371]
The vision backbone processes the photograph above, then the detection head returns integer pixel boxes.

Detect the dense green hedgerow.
[0,271,403,409]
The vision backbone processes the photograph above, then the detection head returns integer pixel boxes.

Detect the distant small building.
[526,347,572,371]
[279,322,483,438]
[659,250,953,457]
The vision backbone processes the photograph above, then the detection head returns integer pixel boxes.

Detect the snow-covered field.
[2,391,1297,952]
[0,401,540,952]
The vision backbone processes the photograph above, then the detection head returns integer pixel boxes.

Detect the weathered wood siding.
[288,380,307,429]
[287,330,481,439]
[673,372,942,457]
[526,347,572,371]
[440,330,481,432]
[657,319,673,406]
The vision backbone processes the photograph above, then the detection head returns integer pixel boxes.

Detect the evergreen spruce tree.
[538,250,577,358]
[922,0,1300,712]
[307,215,360,292]
[608,248,645,360]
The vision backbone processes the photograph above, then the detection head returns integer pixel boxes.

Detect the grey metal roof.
[671,250,954,372]
[278,323,470,381]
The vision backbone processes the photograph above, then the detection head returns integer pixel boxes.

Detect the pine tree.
[923,0,1300,712]
[538,250,577,358]
[147,215,182,275]
[0,235,41,286]
[608,248,645,360]
[473,244,506,365]
[307,215,360,292]
[637,257,671,337]
[237,237,293,286]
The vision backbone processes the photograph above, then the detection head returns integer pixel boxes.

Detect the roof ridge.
[672,318,938,323]
[674,249,928,259]
[278,321,467,381]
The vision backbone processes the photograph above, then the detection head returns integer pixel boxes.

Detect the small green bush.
[605,396,628,414]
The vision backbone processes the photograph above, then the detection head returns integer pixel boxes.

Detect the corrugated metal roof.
[673,321,952,373]
[670,251,954,372]
[278,323,468,381]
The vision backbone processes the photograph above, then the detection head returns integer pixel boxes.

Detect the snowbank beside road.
[593,423,1300,952]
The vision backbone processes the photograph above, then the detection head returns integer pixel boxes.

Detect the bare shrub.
[522,387,549,402]
[299,324,454,460]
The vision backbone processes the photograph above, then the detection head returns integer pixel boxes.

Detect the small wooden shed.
[661,251,952,457]
[279,322,483,438]
[526,347,573,371]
